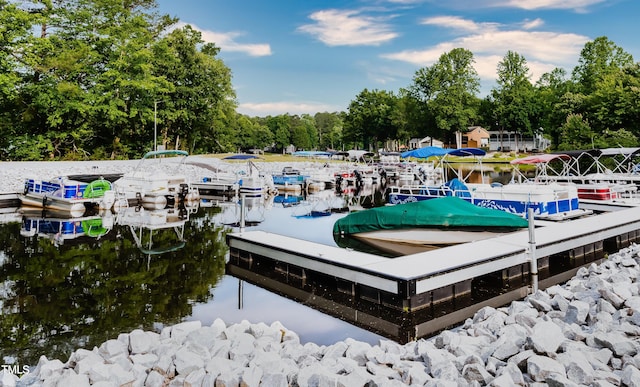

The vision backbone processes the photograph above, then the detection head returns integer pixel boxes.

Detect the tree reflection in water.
[0,205,228,366]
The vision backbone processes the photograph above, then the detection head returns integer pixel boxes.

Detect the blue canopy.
[223,154,260,160]
[401,146,450,159]
[401,147,486,159]
[447,148,486,157]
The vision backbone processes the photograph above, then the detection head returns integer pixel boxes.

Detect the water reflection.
[0,203,228,366]
[0,166,515,366]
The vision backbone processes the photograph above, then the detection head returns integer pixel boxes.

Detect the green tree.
[152,25,236,155]
[534,68,571,149]
[410,48,480,146]
[266,115,292,152]
[491,51,537,152]
[572,36,634,95]
[344,88,399,151]
[314,112,345,150]
[557,113,594,150]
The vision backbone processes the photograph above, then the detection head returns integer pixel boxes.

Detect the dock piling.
[528,208,538,293]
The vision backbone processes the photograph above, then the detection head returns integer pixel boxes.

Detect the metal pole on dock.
[528,208,538,293]
[240,193,246,232]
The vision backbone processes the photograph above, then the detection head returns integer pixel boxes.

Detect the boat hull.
[351,228,516,256]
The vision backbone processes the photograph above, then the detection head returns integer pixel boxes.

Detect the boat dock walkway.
[226,206,640,313]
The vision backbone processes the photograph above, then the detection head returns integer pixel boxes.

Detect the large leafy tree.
[14,0,175,159]
[410,48,480,146]
[572,36,634,95]
[534,68,572,148]
[1,0,235,160]
[151,25,236,155]
[491,51,537,152]
[0,0,42,157]
[343,88,399,151]
[314,112,343,150]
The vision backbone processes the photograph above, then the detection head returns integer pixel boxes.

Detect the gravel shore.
[2,244,639,386]
[2,158,640,386]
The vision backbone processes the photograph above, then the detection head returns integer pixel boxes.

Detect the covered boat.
[333,196,529,256]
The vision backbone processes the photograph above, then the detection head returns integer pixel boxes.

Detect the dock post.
[240,193,246,232]
[528,208,538,293]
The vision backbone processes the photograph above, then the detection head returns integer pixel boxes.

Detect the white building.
[488,130,550,153]
[408,136,444,149]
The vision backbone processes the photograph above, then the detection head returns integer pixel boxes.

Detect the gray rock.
[169,320,202,344]
[551,294,570,312]
[527,354,566,382]
[98,339,127,360]
[600,288,625,309]
[228,332,256,362]
[239,366,263,387]
[528,320,565,354]
[144,370,167,387]
[544,373,580,387]
[73,350,104,375]
[495,361,525,385]
[529,297,553,313]
[625,296,640,310]
[322,341,348,360]
[184,326,223,351]
[344,339,371,366]
[129,329,160,354]
[430,360,459,380]
[129,353,158,369]
[402,363,431,385]
[173,347,205,376]
[593,331,638,357]
[556,351,595,385]
[621,364,640,387]
[215,369,240,387]
[54,369,91,387]
[296,365,339,387]
[507,349,535,370]
[461,363,492,385]
[260,372,289,387]
[564,300,591,325]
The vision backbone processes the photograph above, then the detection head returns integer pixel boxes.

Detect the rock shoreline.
[2,244,639,386]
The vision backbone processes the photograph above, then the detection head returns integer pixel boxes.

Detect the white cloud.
[420,16,499,33]
[494,0,605,11]
[298,9,398,46]
[431,0,605,12]
[521,18,545,29]
[238,101,341,116]
[177,22,272,57]
[382,17,589,83]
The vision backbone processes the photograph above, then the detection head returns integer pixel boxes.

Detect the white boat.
[112,150,199,208]
[333,196,530,256]
[115,204,193,255]
[20,209,114,245]
[387,147,591,221]
[512,151,640,211]
[19,174,117,216]
[193,157,278,202]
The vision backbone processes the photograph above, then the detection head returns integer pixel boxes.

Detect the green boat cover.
[333,196,529,235]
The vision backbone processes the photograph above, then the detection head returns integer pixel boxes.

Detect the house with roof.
[408,136,444,150]
[455,126,490,149]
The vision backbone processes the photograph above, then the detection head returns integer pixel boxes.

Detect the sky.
[155,0,639,117]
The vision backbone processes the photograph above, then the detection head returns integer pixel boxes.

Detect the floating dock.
[226,206,640,340]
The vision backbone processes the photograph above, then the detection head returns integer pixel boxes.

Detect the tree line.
[1,0,639,161]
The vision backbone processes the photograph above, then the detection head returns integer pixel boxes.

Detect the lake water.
[0,166,517,366]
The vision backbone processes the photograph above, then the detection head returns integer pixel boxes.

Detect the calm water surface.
[0,187,391,366]
[0,166,515,366]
